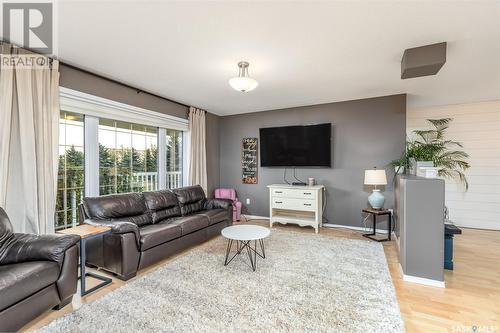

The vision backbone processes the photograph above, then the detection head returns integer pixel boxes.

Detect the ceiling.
[55,0,500,115]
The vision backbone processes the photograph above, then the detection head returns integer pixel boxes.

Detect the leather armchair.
[0,207,80,332]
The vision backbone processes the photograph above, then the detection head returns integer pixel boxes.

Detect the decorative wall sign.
[242,138,258,184]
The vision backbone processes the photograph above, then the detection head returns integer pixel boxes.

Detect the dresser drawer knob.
[275,201,283,204]
[303,203,312,206]
[303,192,312,195]
[275,191,283,193]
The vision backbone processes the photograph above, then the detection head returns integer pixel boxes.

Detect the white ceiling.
[56,0,500,115]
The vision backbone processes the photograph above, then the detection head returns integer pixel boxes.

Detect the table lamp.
[364,168,387,209]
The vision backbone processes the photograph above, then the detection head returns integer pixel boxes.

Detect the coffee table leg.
[254,240,258,270]
[259,239,266,258]
[245,241,256,271]
[224,239,233,266]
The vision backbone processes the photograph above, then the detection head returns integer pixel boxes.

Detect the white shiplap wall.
[407,100,500,230]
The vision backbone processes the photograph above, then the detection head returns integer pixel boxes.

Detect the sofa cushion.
[165,215,209,235]
[139,223,182,251]
[0,261,59,312]
[143,190,181,224]
[83,193,151,227]
[172,186,207,215]
[196,209,228,225]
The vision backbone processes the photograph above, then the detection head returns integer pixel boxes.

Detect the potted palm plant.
[390,118,470,189]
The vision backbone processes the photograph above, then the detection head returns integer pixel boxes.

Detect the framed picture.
[242,138,258,184]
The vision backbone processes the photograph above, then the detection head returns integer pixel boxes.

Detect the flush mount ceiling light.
[229,61,258,92]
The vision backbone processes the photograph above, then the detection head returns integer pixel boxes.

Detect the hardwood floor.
[22,220,500,333]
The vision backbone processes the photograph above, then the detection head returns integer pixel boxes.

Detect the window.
[57,88,189,230]
[166,129,183,189]
[56,111,85,230]
[99,119,158,195]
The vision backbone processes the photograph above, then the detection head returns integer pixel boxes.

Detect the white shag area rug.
[37,229,405,333]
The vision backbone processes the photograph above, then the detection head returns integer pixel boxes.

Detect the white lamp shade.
[229,77,258,92]
[364,169,387,185]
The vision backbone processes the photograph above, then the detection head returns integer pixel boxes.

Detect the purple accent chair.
[214,188,242,221]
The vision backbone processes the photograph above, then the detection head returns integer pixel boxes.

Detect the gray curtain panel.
[188,107,207,194]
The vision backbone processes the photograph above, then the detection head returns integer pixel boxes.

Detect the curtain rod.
[0,40,190,109]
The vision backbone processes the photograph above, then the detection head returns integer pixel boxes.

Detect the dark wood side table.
[362,208,392,242]
[58,225,112,296]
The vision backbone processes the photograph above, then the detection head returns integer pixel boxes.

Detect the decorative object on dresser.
[221,224,270,271]
[364,168,387,209]
[58,225,113,296]
[268,184,324,233]
[362,208,392,242]
[215,188,242,221]
[308,177,316,186]
[242,138,258,184]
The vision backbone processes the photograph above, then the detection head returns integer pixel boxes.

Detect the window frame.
[97,117,160,195]
[59,87,189,221]
[56,111,85,230]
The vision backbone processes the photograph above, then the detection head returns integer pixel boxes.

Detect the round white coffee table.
[221,225,270,271]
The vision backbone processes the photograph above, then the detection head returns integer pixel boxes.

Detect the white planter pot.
[410,160,434,175]
[394,166,404,174]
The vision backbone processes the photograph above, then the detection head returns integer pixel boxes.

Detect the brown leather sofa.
[80,185,232,280]
[0,208,80,332]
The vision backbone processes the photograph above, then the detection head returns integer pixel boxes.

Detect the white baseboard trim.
[241,219,390,234]
[240,214,269,221]
[322,223,389,234]
[402,274,445,288]
[399,264,445,288]
[240,215,392,235]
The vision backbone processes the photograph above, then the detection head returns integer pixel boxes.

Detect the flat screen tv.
[259,123,331,167]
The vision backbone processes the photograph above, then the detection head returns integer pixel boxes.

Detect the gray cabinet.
[394,175,445,285]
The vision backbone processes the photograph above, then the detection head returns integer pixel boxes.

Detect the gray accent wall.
[219,94,406,229]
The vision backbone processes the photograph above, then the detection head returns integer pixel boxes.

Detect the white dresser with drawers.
[268,184,325,233]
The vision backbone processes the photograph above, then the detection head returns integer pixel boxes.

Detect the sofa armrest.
[0,233,80,267]
[205,198,233,210]
[55,244,79,303]
[84,219,140,247]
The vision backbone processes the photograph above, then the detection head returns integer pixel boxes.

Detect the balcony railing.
[133,172,158,191]
[166,171,183,189]
[133,171,182,190]
[56,171,183,231]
